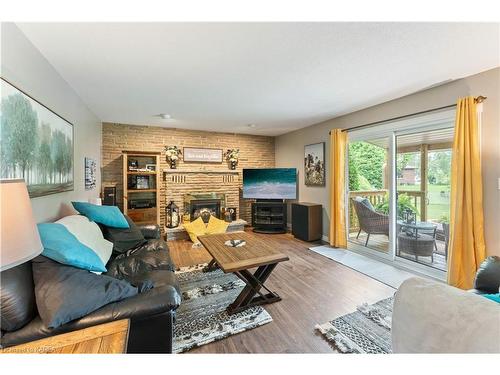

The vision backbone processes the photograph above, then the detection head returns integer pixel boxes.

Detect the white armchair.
[392,277,500,353]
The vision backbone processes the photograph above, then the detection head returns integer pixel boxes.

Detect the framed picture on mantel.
[183,147,223,163]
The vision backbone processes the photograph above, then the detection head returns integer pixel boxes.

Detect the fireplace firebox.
[184,193,226,223]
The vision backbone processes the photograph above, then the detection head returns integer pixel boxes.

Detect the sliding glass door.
[347,136,392,257]
[395,128,453,271]
[346,109,455,276]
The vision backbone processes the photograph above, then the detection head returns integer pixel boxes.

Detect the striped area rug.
[315,297,394,354]
[173,263,272,353]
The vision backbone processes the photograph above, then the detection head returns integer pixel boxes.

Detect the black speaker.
[129,199,154,209]
[103,186,116,206]
[292,202,322,241]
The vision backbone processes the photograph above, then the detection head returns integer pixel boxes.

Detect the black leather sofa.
[0,224,181,353]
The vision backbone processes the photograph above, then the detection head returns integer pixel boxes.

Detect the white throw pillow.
[56,215,113,271]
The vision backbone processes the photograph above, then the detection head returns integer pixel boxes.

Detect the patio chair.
[397,232,435,262]
[352,197,389,246]
[442,222,450,260]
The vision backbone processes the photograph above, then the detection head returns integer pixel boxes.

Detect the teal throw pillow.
[482,293,500,304]
[37,223,106,272]
[72,202,129,229]
[355,197,374,211]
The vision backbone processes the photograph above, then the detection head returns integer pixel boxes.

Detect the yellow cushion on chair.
[183,217,207,244]
[206,215,230,235]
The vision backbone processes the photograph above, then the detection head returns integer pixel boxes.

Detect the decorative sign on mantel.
[183,147,223,163]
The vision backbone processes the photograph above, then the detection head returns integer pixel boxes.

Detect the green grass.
[397,183,450,222]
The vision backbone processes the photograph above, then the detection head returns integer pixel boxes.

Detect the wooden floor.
[168,229,395,353]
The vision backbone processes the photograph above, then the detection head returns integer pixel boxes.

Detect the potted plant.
[165,146,182,169]
[224,148,240,170]
[375,193,419,220]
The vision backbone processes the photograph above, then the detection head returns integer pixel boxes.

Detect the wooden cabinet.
[292,202,322,241]
[251,201,287,234]
[122,151,160,226]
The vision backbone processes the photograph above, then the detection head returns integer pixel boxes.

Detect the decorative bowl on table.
[224,239,246,248]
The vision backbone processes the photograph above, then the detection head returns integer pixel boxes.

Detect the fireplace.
[184,192,226,222]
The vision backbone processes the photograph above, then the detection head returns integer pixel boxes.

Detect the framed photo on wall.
[304,142,325,186]
[84,157,96,190]
[1,78,74,198]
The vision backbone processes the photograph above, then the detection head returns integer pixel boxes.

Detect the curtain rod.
[337,104,456,133]
[328,96,487,134]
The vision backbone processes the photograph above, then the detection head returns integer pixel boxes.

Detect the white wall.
[1,23,102,223]
[276,67,500,256]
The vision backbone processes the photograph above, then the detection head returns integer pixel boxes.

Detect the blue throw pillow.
[482,293,500,304]
[355,197,374,211]
[72,202,129,229]
[37,223,106,272]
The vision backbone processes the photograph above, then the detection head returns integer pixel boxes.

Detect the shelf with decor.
[127,171,158,175]
[127,207,157,213]
[122,151,161,226]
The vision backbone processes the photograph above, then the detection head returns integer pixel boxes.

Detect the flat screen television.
[242,168,297,200]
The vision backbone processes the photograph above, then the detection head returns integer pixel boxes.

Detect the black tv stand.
[251,201,287,234]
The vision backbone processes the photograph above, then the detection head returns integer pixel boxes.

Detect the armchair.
[352,197,389,246]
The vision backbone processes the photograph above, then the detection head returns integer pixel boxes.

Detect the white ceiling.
[17,23,499,136]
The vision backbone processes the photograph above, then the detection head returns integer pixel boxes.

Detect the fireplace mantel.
[163,168,244,228]
[163,169,239,175]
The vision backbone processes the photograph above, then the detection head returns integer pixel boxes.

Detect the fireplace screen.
[184,193,226,223]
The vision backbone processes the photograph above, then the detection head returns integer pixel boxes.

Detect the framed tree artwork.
[304,142,325,186]
[1,78,74,198]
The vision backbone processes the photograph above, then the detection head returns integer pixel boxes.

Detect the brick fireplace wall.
[101,123,275,229]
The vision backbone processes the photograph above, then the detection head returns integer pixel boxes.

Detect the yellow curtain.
[447,96,486,289]
[329,129,348,248]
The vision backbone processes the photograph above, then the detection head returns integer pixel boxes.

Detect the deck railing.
[348,189,426,232]
[398,190,426,221]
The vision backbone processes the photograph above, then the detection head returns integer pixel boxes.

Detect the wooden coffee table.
[198,232,289,315]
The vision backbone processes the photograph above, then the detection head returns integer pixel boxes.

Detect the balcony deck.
[347,232,447,272]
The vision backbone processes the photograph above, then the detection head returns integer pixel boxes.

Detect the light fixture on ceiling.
[154,113,172,120]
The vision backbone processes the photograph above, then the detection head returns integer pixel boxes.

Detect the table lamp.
[0,179,43,272]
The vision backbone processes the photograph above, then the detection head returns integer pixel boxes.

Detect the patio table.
[397,220,438,251]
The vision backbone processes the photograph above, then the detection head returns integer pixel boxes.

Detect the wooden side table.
[0,319,129,354]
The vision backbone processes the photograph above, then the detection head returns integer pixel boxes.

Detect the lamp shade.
[0,179,43,272]
[89,197,102,205]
